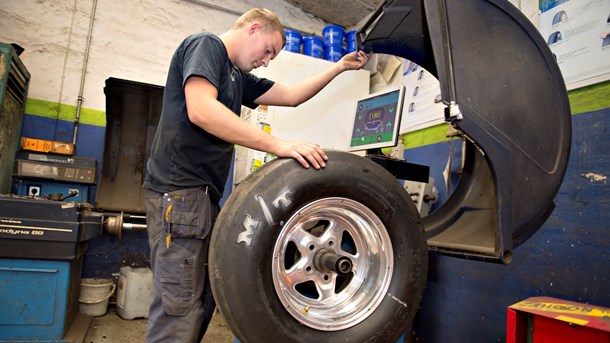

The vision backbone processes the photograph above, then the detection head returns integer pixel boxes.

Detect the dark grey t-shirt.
[143,32,274,202]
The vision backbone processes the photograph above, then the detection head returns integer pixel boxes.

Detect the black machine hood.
[360,0,571,262]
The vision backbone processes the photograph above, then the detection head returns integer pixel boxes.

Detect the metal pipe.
[73,0,98,145]
[122,223,147,230]
[437,0,457,104]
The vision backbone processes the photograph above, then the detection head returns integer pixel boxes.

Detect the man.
[143,8,370,343]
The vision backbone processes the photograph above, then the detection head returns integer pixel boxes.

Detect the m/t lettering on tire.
[237,213,260,246]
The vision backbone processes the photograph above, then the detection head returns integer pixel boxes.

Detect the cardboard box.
[20,137,74,155]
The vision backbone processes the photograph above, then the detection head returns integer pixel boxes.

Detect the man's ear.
[249,23,261,35]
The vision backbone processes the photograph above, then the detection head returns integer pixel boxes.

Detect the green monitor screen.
[348,86,405,152]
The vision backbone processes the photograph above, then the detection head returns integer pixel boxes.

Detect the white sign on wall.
[538,0,610,89]
[400,61,445,134]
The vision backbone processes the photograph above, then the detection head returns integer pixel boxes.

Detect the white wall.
[0,0,327,112]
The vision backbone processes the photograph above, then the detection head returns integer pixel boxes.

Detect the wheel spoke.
[316,275,338,301]
[283,258,313,287]
[320,220,345,247]
[289,223,316,247]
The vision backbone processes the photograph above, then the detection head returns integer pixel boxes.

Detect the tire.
[209,151,428,343]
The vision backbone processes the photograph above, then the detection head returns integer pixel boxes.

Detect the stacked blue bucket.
[284,29,302,53]
[302,35,324,59]
[322,24,344,62]
[284,29,324,59]
[345,30,358,54]
[284,26,358,62]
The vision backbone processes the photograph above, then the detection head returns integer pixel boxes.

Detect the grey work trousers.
[144,188,218,343]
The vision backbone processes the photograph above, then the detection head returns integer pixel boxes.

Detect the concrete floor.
[83,304,234,343]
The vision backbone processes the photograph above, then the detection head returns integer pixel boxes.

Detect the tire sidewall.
[210,151,427,343]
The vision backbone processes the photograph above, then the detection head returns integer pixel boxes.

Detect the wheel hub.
[272,197,393,331]
[314,249,353,275]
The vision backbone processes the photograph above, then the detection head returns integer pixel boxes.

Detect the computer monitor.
[348,86,405,153]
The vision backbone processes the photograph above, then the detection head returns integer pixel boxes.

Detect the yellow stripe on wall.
[569,80,610,115]
[24,98,106,127]
[402,124,452,150]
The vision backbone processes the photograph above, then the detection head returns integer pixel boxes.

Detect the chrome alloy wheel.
[272,197,394,331]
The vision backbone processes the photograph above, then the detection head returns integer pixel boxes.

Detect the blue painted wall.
[407,108,610,342]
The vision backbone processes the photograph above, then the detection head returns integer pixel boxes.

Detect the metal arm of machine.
[104,212,147,239]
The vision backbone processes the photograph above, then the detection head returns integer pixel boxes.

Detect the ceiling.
[285,0,385,29]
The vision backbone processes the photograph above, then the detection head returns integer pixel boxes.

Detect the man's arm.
[184,76,327,169]
[255,50,370,107]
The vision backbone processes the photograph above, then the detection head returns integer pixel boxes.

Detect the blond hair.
[233,8,286,46]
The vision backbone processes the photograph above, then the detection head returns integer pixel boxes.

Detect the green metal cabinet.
[0,43,30,194]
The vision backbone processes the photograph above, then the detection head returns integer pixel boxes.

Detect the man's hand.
[337,50,372,71]
[271,139,328,169]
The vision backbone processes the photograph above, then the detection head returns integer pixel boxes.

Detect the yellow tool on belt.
[165,204,172,248]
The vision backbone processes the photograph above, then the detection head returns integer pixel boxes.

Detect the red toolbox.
[507,296,610,343]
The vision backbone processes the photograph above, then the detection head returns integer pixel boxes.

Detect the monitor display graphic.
[348,86,405,152]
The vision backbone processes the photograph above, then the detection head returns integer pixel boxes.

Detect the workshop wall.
[3,0,326,202]
[2,0,325,110]
[1,0,326,167]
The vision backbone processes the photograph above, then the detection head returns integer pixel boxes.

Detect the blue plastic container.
[346,30,357,42]
[324,44,344,62]
[302,36,324,58]
[323,24,344,46]
[345,30,358,53]
[284,29,302,53]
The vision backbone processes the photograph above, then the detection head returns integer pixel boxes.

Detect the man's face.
[238,24,283,72]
